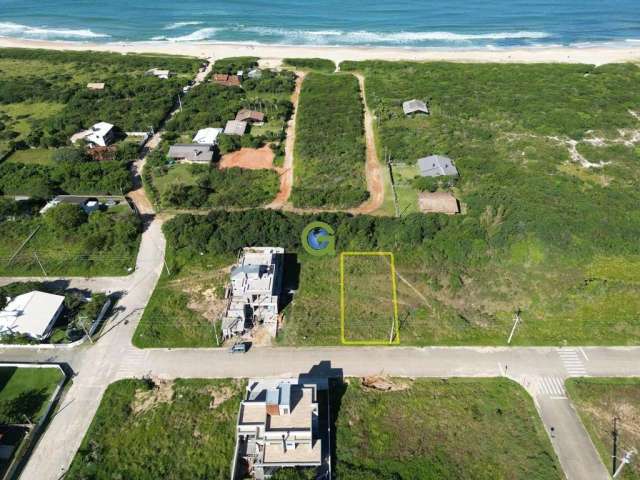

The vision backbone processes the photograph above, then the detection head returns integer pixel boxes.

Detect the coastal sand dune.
[0,37,638,65]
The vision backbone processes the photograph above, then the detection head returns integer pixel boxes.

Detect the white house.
[146,68,171,79]
[192,127,223,145]
[233,378,324,480]
[0,291,65,340]
[86,122,116,147]
[222,247,284,339]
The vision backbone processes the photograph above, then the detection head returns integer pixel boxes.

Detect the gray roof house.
[224,120,247,136]
[402,99,429,116]
[417,155,459,177]
[168,144,214,163]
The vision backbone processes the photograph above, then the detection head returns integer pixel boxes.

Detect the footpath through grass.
[566,378,640,480]
[66,378,244,480]
[291,73,368,208]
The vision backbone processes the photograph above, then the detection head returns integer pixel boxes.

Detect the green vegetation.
[332,378,561,479]
[0,48,199,149]
[0,366,63,423]
[342,254,397,343]
[283,58,336,73]
[0,200,141,276]
[211,56,259,74]
[330,60,640,344]
[291,73,368,208]
[566,378,640,480]
[147,157,280,210]
[5,148,53,165]
[66,378,244,480]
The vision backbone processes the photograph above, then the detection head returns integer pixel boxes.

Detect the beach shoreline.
[0,36,639,65]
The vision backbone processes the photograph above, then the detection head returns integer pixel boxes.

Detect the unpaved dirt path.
[351,73,384,215]
[267,71,305,209]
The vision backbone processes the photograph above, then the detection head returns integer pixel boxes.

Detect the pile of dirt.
[132,378,174,414]
[361,375,411,392]
[220,146,275,170]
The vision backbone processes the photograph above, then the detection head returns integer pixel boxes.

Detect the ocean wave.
[0,21,109,40]
[163,21,204,30]
[161,27,221,42]
[240,26,551,44]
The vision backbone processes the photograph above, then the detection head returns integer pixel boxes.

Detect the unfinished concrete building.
[222,247,284,339]
[232,378,328,480]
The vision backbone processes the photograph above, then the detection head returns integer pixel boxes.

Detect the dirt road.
[267,71,305,209]
[351,73,384,215]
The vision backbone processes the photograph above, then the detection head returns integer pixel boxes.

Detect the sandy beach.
[0,36,639,65]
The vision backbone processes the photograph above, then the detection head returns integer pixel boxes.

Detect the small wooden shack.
[213,74,241,87]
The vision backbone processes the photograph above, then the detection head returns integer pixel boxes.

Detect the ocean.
[0,0,639,49]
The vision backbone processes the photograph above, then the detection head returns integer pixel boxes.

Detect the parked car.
[230,342,248,354]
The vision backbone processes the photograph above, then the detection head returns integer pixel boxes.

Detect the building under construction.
[221,247,284,339]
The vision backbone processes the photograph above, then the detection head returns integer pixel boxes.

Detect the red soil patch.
[220,146,275,170]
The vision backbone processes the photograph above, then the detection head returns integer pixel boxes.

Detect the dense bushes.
[291,73,368,208]
[243,70,296,94]
[211,56,259,74]
[283,58,336,73]
[160,166,279,208]
[0,160,131,197]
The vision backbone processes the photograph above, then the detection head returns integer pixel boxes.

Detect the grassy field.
[291,73,368,208]
[0,366,63,423]
[341,253,398,344]
[566,378,640,480]
[328,60,640,344]
[66,378,244,480]
[333,378,561,479]
[133,249,232,348]
[0,209,141,276]
[283,58,336,73]
[5,148,53,165]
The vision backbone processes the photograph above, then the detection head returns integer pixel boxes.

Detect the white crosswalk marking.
[558,348,587,376]
[536,376,567,398]
[116,349,148,378]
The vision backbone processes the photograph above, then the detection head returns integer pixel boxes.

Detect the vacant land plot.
[335,60,640,344]
[0,203,141,276]
[341,253,398,344]
[291,73,368,208]
[66,378,244,480]
[283,58,336,73]
[150,161,280,210]
[566,378,640,480]
[133,249,232,348]
[330,377,561,479]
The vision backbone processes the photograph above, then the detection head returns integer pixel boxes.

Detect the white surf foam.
[239,26,551,44]
[163,21,204,30]
[0,21,109,40]
[162,27,221,42]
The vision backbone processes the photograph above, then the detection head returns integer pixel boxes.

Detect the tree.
[45,203,88,232]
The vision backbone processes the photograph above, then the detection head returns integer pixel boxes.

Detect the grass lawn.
[152,163,199,194]
[133,251,232,348]
[0,366,63,423]
[331,377,561,479]
[66,378,244,480]
[5,148,53,165]
[566,378,640,480]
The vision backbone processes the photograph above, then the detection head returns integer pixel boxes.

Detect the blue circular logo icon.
[307,227,330,251]
[301,221,335,256]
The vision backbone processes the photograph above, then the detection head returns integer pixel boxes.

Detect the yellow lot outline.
[340,251,400,345]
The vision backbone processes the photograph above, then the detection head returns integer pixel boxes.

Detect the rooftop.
[0,291,64,339]
[224,120,247,136]
[417,155,459,177]
[403,99,429,115]
[192,127,223,145]
[168,144,214,163]
[235,109,265,123]
[262,442,322,465]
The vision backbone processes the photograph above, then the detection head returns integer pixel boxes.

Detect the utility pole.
[178,94,183,113]
[612,417,619,475]
[79,315,94,344]
[33,252,47,277]
[507,308,522,344]
[212,321,220,347]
